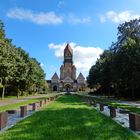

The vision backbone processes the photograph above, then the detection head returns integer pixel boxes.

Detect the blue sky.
[0,0,140,79]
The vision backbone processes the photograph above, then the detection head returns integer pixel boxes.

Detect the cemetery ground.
[0,95,139,140]
[85,94,140,115]
[0,93,58,112]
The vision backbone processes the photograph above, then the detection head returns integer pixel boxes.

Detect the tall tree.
[88,18,140,98]
[0,19,47,99]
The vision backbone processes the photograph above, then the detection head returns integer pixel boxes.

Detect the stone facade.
[47,44,86,92]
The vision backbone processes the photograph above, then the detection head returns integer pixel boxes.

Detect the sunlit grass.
[0,95,139,140]
[0,93,59,112]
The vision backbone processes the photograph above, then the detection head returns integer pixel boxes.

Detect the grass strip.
[0,93,59,112]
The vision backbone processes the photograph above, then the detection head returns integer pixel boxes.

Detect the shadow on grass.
[0,95,139,140]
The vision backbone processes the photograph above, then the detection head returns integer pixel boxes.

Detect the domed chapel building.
[47,43,86,92]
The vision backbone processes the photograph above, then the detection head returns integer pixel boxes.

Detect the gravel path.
[0,103,41,132]
[90,102,140,135]
[93,103,129,128]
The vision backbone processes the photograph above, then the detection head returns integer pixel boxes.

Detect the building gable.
[51,73,59,83]
[77,73,85,83]
[63,76,73,83]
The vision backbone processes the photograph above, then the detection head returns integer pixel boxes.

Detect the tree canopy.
[0,20,47,99]
[87,18,140,98]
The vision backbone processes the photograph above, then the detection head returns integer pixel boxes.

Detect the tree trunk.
[17,90,20,98]
[33,84,36,96]
[17,85,20,99]
[108,86,110,98]
[1,85,5,100]
[131,83,135,99]
[101,86,103,95]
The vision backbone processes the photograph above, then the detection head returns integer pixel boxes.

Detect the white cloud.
[6,8,92,25]
[100,11,140,23]
[7,8,63,25]
[48,42,103,76]
[68,14,92,24]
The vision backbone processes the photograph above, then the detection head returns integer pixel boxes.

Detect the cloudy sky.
[0,0,140,79]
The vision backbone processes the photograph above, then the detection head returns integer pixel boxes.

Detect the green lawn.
[0,95,139,140]
[0,93,58,112]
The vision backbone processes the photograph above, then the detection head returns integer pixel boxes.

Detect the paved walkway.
[91,95,140,108]
[0,94,49,106]
[117,100,140,108]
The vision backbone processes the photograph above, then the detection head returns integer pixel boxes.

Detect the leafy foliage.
[87,18,140,98]
[0,20,47,99]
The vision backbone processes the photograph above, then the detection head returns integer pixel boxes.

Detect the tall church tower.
[48,43,86,92]
[64,43,73,65]
[60,44,76,80]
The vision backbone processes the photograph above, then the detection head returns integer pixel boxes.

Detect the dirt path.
[0,94,49,106]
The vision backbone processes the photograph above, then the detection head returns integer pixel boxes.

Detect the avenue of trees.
[87,18,140,99]
[0,20,47,99]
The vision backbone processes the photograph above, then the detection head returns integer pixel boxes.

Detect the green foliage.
[0,20,47,99]
[87,18,140,98]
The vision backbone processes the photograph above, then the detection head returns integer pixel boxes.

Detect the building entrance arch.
[64,84,72,92]
[53,85,57,91]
